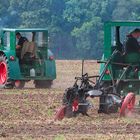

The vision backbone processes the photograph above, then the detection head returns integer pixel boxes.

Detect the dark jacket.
[18,36,28,46]
[16,36,28,59]
[125,34,140,53]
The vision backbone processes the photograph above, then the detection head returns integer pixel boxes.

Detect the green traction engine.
[100,21,140,96]
[0,28,56,88]
[55,21,140,120]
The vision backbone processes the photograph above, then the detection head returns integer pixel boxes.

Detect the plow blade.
[120,92,135,117]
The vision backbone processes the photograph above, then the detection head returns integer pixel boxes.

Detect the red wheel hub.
[72,99,79,112]
[120,92,135,117]
[0,62,7,84]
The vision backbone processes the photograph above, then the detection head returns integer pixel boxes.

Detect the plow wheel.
[120,92,135,117]
[54,104,78,121]
[54,105,66,120]
[0,55,8,88]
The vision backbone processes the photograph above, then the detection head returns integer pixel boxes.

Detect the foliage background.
[0,0,140,59]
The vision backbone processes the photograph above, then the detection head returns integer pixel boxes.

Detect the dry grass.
[52,60,99,90]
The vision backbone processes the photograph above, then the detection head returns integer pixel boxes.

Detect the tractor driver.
[124,28,140,54]
[16,32,28,61]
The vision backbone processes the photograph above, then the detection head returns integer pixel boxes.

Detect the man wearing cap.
[125,28,140,54]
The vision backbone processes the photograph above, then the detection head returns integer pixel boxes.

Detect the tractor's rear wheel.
[34,80,52,88]
[14,80,25,89]
[0,55,8,88]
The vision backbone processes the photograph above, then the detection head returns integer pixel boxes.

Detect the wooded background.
[0,0,140,59]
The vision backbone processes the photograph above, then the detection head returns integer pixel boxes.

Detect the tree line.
[0,0,140,59]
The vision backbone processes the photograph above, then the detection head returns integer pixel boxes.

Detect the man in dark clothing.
[16,32,28,60]
[125,28,140,54]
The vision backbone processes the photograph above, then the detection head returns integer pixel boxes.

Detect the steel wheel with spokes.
[54,105,66,121]
[120,92,135,117]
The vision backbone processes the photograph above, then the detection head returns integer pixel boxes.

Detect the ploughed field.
[1,60,140,140]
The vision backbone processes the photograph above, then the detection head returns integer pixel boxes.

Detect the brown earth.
[0,60,140,140]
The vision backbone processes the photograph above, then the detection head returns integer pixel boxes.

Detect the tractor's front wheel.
[34,80,52,88]
[14,80,25,89]
[0,55,8,88]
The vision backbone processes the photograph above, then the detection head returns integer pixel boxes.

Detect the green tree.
[63,0,106,59]
[0,0,10,27]
[1,0,140,59]
[112,0,140,20]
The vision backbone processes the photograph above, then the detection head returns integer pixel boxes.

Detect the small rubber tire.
[14,80,25,89]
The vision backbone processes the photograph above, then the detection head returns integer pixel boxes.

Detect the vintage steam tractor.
[0,28,56,88]
[55,21,140,120]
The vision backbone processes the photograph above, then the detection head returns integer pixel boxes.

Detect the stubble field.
[0,60,140,140]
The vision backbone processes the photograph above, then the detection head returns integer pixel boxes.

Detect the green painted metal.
[3,28,48,32]
[0,28,56,84]
[10,32,16,51]
[8,60,22,79]
[104,21,140,59]
[104,23,112,59]
[45,60,56,79]
[105,21,140,27]
[100,21,140,95]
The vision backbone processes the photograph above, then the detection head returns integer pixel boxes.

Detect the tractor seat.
[20,41,37,65]
[21,41,36,59]
[20,52,35,65]
[124,52,140,63]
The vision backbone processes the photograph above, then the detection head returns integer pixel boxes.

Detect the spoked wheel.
[0,55,8,88]
[120,92,135,117]
[14,80,25,89]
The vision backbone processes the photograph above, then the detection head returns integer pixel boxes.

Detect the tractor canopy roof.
[1,28,48,32]
[105,21,140,26]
